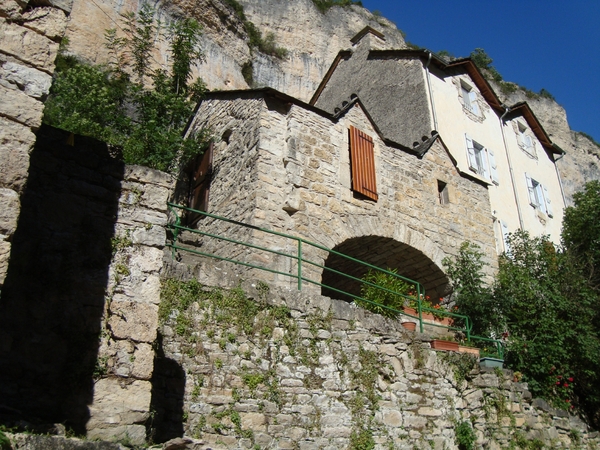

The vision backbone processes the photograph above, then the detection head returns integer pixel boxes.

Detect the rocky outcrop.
[0,0,71,287]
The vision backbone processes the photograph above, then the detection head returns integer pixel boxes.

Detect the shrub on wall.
[44,5,210,172]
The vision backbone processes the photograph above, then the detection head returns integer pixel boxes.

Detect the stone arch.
[319,220,450,303]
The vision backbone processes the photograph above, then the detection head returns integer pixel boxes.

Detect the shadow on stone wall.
[0,126,124,433]
[148,332,186,443]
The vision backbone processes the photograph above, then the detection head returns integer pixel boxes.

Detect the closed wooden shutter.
[187,142,213,225]
[349,126,378,201]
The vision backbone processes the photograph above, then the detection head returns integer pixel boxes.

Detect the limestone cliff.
[62,0,599,205]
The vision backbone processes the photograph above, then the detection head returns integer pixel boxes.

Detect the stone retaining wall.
[155,276,599,449]
[0,126,172,445]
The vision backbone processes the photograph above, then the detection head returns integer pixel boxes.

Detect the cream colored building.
[312,28,566,254]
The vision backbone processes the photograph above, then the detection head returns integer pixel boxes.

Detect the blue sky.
[360,1,600,143]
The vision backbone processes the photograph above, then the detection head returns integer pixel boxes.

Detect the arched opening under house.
[320,236,450,304]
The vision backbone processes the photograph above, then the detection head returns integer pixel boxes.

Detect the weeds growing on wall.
[454,421,476,450]
[311,0,363,14]
[222,0,288,59]
[44,5,210,172]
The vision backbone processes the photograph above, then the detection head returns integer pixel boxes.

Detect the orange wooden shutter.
[349,126,378,201]
[187,142,213,225]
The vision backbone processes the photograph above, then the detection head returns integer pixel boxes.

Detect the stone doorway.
[320,236,450,304]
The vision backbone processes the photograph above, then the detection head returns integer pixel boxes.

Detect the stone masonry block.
[0,187,19,236]
[87,378,151,429]
[0,0,25,20]
[0,84,44,128]
[1,60,53,98]
[0,18,59,72]
[0,239,10,285]
[0,117,35,191]
[22,7,68,41]
[107,298,158,343]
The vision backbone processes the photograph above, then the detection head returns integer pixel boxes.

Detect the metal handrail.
[166,202,503,355]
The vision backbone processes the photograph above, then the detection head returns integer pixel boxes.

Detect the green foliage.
[349,426,375,450]
[454,421,476,450]
[562,180,600,291]
[311,0,363,14]
[538,88,555,101]
[445,226,600,423]
[357,268,413,318]
[443,242,500,336]
[470,48,502,82]
[222,0,287,59]
[44,5,209,172]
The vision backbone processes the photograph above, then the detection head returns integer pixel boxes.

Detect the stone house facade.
[182,88,497,302]
[312,28,566,253]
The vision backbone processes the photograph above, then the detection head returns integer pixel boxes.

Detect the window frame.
[186,142,214,225]
[517,122,536,157]
[525,173,553,218]
[465,134,499,185]
[461,81,480,116]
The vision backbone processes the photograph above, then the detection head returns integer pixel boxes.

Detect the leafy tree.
[442,242,499,337]
[562,180,600,292]
[444,228,600,424]
[44,5,209,172]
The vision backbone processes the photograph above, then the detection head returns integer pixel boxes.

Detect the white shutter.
[481,147,490,179]
[525,173,537,207]
[501,221,511,254]
[466,135,478,172]
[543,185,553,217]
[487,149,499,185]
[469,90,479,115]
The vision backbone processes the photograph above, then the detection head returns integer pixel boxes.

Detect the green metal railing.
[166,202,504,358]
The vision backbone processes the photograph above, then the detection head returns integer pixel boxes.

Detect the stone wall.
[0,126,172,445]
[155,277,600,449]
[0,0,71,288]
[185,91,497,301]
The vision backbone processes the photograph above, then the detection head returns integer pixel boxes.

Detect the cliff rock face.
[62,0,600,204]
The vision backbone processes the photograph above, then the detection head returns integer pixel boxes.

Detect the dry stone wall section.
[155,279,600,449]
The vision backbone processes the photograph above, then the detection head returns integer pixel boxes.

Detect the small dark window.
[438,180,449,205]
[186,142,213,226]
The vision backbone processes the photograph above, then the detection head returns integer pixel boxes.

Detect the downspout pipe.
[553,144,568,208]
[499,106,525,231]
[425,52,438,131]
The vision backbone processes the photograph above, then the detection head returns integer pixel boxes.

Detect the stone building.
[311,28,567,253]
[182,87,498,301]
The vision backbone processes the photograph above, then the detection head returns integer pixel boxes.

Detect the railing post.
[297,239,302,291]
[417,285,424,333]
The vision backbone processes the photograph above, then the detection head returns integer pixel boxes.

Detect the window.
[525,173,553,217]
[461,81,479,115]
[465,135,499,184]
[500,220,511,254]
[349,126,378,201]
[437,180,449,205]
[186,142,214,225]
[517,122,535,157]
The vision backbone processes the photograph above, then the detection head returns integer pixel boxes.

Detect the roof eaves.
[506,102,562,155]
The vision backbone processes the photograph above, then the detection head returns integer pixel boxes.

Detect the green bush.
[356,268,412,318]
[311,0,363,14]
[454,421,476,450]
[43,5,209,172]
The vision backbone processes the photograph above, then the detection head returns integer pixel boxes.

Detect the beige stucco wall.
[427,67,564,249]
[500,118,565,244]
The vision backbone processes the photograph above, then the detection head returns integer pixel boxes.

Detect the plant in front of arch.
[357,268,413,318]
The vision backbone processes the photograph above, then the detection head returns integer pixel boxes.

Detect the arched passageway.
[321,236,450,303]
